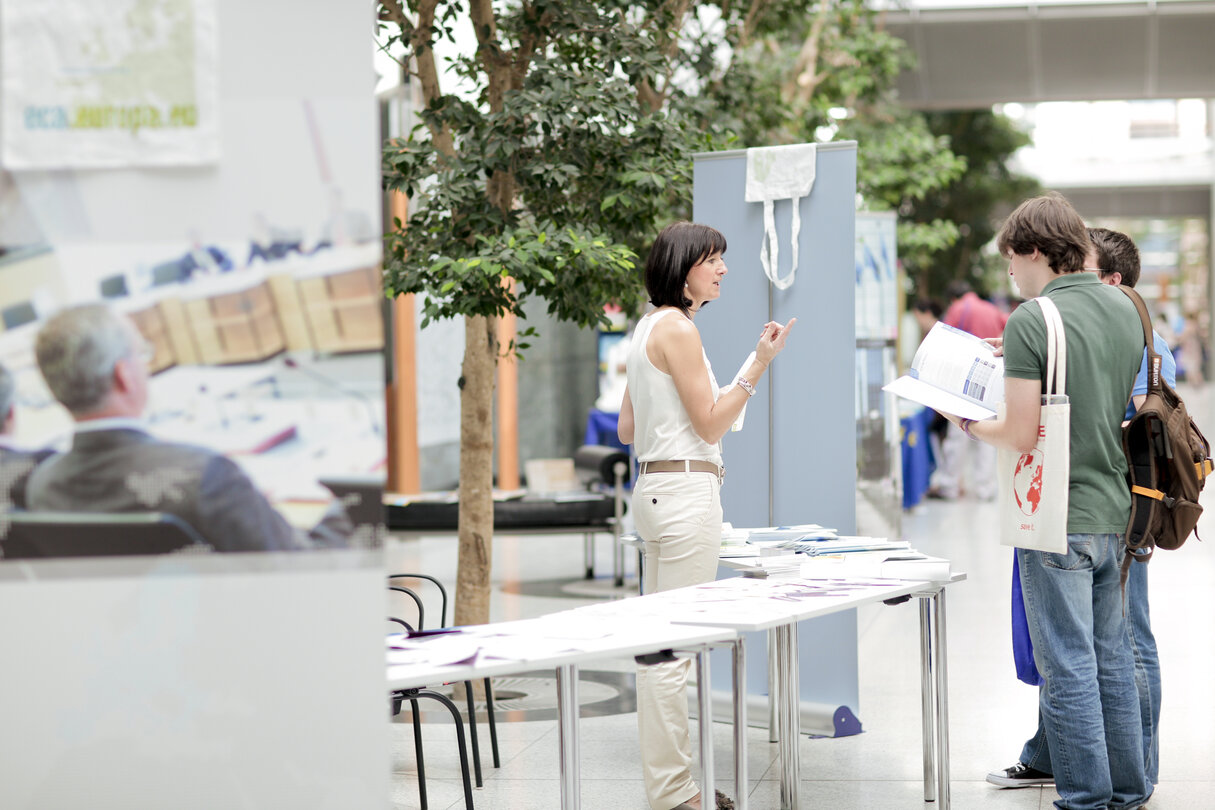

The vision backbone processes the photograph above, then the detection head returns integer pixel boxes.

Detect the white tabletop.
[386,615,737,692]
[573,574,965,633]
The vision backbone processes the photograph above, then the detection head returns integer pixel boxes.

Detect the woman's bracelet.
[736,377,757,397]
[960,418,977,440]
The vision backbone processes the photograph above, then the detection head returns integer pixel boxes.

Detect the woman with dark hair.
[618,221,795,810]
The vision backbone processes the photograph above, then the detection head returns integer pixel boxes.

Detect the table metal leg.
[583,534,594,580]
[556,664,580,810]
[731,637,748,810]
[933,588,952,810]
[612,474,625,588]
[696,649,714,808]
[636,548,646,595]
[919,597,937,803]
[775,623,800,809]
[767,628,779,744]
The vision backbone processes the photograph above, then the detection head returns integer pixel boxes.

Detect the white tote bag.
[997,296,1069,554]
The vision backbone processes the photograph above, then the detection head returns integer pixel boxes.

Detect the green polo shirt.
[1003,272,1144,533]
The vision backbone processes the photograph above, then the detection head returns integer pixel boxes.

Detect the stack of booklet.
[780,535,910,556]
[720,525,954,582]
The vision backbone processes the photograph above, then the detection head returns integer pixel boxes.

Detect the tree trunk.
[453,313,497,628]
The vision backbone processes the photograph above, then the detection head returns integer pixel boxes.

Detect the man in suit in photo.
[25,304,350,552]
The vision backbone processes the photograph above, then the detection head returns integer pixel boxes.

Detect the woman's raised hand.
[755,318,797,365]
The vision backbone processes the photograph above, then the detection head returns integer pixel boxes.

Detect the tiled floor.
[386,384,1215,809]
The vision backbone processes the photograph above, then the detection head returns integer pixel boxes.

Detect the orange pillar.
[496,280,519,490]
[386,191,420,494]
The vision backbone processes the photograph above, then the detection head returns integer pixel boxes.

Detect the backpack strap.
[1118,285,1162,396]
[1116,285,1162,597]
[1131,483,1169,504]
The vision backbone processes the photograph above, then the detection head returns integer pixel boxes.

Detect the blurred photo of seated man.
[25,304,351,551]
[0,362,55,510]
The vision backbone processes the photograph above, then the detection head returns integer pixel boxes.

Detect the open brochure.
[884,321,1004,420]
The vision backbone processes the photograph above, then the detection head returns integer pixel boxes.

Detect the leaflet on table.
[386,633,482,667]
[782,537,910,556]
[746,525,836,545]
[799,551,952,581]
[725,553,805,574]
[883,321,1004,420]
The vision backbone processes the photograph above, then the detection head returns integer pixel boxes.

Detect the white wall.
[0,552,389,809]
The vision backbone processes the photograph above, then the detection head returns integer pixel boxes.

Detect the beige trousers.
[632,470,722,810]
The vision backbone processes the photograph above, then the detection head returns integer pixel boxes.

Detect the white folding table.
[386,617,740,810]
[576,573,965,809]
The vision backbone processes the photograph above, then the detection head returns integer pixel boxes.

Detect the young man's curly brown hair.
[996,192,1090,275]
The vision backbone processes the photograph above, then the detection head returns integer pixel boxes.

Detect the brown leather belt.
[639,459,724,481]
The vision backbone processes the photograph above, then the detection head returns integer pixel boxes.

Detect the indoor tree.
[379,0,974,626]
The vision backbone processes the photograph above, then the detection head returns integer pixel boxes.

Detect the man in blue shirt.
[989,226,1171,794]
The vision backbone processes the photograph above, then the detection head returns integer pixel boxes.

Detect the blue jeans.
[1021,557,1161,785]
[1016,536,1151,810]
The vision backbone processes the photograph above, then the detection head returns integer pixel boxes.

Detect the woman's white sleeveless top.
[626,309,722,466]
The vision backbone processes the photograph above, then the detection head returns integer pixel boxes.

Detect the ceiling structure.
[881,1,1215,218]
[882,0,1215,109]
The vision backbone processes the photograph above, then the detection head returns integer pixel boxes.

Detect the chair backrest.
[1,511,211,559]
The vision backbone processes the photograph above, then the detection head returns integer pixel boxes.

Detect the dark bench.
[386,445,632,585]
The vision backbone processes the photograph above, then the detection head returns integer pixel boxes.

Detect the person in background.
[910,299,952,458]
[24,304,351,552]
[1176,310,1206,385]
[930,281,1009,500]
[951,194,1149,810]
[990,226,1173,792]
[912,297,943,338]
[617,222,795,810]
[0,362,54,512]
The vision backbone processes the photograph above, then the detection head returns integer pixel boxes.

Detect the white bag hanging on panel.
[997,296,1070,554]
[744,143,817,290]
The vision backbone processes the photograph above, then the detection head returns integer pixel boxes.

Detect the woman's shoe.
[671,790,734,810]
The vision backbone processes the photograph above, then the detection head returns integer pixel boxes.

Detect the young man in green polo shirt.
[946,193,1150,810]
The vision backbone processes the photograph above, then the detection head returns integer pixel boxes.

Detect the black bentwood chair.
[389,573,500,810]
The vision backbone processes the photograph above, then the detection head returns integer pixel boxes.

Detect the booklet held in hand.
[884,322,1004,420]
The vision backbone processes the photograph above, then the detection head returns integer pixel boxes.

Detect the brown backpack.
[1119,286,1213,583]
